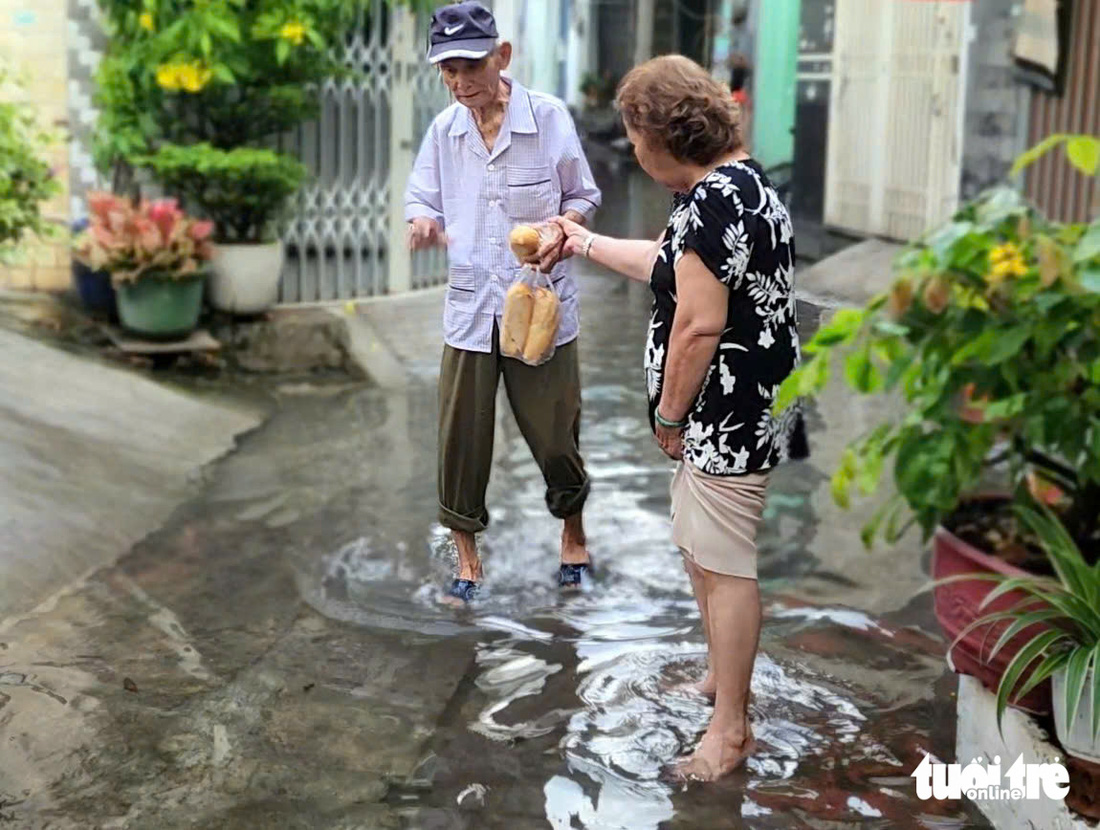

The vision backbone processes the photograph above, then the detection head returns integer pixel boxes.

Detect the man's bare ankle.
[458,563,482,582]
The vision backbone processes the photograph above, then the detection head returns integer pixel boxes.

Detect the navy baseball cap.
[427,2,499,64]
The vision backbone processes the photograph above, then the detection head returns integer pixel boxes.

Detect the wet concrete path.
[0,166,990,829]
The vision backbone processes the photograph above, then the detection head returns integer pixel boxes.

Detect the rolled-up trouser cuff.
[439,502,490,535]
[547,477,590,520]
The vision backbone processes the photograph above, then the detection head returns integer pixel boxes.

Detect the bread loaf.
[509,225,541,261]
[501,281,535,356]
[522,286,560,363]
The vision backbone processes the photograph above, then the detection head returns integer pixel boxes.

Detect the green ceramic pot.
[115,272,205,340]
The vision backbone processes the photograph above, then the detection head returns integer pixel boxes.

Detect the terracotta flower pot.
[932,521,1053,715]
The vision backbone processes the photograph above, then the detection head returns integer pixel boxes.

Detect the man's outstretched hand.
[529,222,567,273]
[406,217,446,251]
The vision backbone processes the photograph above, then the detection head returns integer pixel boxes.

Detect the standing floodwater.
[0,163,989,829]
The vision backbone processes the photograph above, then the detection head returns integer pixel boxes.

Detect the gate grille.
[280,4,450,303]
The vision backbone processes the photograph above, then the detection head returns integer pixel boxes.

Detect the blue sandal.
[446,578,480,603]
[558,560,593,589]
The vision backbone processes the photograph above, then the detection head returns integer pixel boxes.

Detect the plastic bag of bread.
[522,282,561,364]
[500,272,535,360]
[500,264,561,366]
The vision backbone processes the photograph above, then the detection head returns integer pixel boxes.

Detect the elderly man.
[405,1,602,603]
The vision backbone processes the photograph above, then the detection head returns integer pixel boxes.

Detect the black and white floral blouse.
[646,159,808,476]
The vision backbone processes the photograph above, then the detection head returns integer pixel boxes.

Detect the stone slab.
[956,675,1093,829]
[101,325,221,354]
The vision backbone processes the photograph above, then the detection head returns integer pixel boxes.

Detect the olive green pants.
[438,332,589,534]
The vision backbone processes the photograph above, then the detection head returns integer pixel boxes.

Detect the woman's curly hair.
[616,55,744,166]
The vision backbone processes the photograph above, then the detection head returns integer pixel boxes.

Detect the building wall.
[791,0,835,221]
[67,0,107,216]
[1025,0,1100,223]
[493,0,569,100]
[752,0,800,170]
[959,0,1031,203]
[0,0,71,291]
[595,0,636,85]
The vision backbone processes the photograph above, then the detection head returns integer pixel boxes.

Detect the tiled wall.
[0,0,72,291]
[67,0,107,216]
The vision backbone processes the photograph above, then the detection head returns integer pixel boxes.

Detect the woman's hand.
[655,421,684,461]
[551,215,592,260]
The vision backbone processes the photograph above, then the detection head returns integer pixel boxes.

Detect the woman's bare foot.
[672,729,757,782]
[665,672,717,702]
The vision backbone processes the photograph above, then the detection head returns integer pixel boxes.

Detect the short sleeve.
[671,175,753,288]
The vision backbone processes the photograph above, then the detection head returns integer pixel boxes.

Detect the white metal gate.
[280,4,451,303]
[824,0,970,241]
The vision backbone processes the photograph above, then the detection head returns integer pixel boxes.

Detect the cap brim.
[428,38,497,64]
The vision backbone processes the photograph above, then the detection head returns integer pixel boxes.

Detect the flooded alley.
[0,165,990,830]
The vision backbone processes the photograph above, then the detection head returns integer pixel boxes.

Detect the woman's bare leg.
[681,555,717,699]
[676,569,760,781]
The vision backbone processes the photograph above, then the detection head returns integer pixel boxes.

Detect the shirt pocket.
[506,165,560,224]
[549,271,577,302]
[447,264,477,308]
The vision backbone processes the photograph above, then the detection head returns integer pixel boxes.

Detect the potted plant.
[70,217,117,320]
[74,192,215,340]
[89,0,367,313]
[142,144,306,314]
[0,59,61,265]
[943,502,1100,764]
[580,73,601,109]
[774,134,1100,713]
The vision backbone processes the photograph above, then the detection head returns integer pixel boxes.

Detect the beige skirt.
[670,461,770,579]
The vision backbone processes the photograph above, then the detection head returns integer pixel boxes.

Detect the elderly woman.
[555,55,807,781]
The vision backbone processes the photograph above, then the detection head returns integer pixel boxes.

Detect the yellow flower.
[985,243,1028,284]
[178,61,213,93]
[279,20,307,45]
[139,12,155,31]
[990,242,1021,264]
[156,61,212,93]
[155,63,181,91]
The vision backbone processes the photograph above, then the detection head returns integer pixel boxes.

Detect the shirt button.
[487,163,496,171]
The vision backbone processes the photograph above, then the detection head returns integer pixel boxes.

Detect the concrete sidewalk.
[0,326,265,623]
[796,238,905,308]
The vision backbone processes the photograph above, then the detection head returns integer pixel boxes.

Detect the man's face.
[439,43,512,109]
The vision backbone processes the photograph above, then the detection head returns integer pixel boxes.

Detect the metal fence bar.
[280,3,449,303]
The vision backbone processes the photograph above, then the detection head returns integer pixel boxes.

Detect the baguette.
[501,280,535,355]
[522,286,561,363]
[509,225,541,261]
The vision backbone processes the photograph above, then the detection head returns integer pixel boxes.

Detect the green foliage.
[579,70,619,106]
[142,144,307,243]
[92,0,427,238]
[1011,133,1100,179]
[0,60,61,261]
[936,504,1100,742]
[777,135,1100,556]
